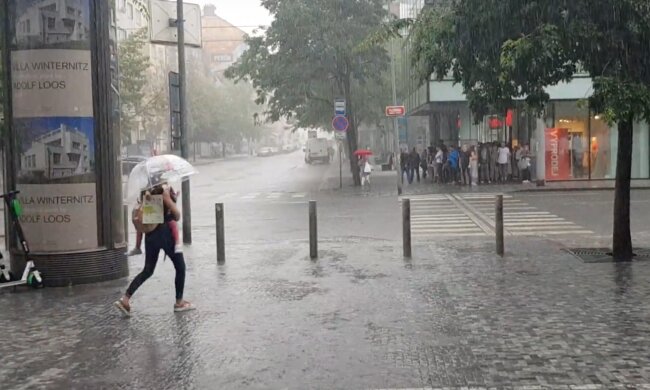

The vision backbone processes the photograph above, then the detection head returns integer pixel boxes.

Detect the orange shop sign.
[544,128,571,181]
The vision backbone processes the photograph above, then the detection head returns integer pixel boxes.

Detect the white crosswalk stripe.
[458,193,594,237]
[213,192,308,201]
[406,195,486,239]
[405,193,594,239]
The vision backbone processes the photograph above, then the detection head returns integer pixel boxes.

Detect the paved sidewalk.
[321,160,650,197]
[3,234,650,389]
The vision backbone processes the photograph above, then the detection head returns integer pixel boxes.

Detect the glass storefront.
[541,100,650,181]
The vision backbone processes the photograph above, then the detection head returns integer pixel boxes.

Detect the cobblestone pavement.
[3,234,650,389]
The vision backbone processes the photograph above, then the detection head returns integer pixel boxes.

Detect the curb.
[514,186,650,193]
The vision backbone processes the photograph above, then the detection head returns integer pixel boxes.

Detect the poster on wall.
[545,128,571,181]
[16,184,98,252]
[11,50,93,118]
[9,0,98,252]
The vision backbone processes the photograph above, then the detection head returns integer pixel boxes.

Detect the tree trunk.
[343,77,361,186]
[612,116,634,261]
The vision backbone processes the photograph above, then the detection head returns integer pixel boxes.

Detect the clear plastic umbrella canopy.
[126,155,197,201]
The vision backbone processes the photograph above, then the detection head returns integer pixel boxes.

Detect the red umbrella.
[354,149,373,156]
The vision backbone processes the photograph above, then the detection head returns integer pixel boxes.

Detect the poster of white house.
[15,117,95,184]
[10,0,91,50]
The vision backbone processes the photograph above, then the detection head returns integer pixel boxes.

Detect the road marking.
[291,193,307,198]
[267,192,283,199]
[241,193,260,199]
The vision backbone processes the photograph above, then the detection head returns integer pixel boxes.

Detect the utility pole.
[177,0,192,244]
[390,38,403,195]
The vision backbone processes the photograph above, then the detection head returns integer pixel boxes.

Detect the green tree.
[118,28,166,145]
[226,0,391,185]
[404,0,650,260]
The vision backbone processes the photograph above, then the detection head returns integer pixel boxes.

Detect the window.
[68,154,80,163]
[53,153,61,164]
[127,4,133,19]
[47,17,56,29]
[72,142,80,150]
[119,0,126,9]
[26,20,31,33]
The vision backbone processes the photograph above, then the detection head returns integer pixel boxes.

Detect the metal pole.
[402,198,411,258]
[177,0,192,244]
[496,195,504,256]
[215,203,225,264]
[123,204,129,244]
[339,141,343,189]
[390,39,403,195]
[309,200,318,259]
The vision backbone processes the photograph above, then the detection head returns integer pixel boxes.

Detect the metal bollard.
[496,195,504,256]
[309,200,318,259]
[216,203,225,264]
[123,204,129,244]
[403,198,411,258]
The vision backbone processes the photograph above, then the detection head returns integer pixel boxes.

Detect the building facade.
[400,0,650,182]
[201,5,247,83]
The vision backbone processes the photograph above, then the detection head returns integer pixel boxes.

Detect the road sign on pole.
[332,115,349,132]
[334,99,346,116]
[386,106,406,117]
[335,131,346,140]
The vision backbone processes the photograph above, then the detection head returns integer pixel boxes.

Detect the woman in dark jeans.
[114,185,194,316]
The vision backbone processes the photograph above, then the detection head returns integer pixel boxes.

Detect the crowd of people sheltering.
[399,142,533,186]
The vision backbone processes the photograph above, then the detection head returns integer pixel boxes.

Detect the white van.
[305,138,330,164]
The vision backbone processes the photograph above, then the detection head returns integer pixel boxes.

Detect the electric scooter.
[0,190,43,290]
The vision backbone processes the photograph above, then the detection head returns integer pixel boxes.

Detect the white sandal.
[173,301,196,312]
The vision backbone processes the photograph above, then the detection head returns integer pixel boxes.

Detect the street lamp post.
[390,38,403,195]
[177,0,192,244]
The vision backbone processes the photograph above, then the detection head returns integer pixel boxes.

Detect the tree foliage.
[404,0,650,260]
[226,0,392,184]
[187,70,262,145]
[118,28,150,144]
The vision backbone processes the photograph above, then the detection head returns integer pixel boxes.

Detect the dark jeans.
[126,223,186,300]
[499,163,509,183]
[460,165,470,185]
[522,168,531,181]
[411,166,420,182]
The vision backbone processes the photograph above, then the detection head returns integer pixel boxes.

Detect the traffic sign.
[335,131,346,140]
[385,105,406,117]
[332,115,349,132]
[334,99,346,116]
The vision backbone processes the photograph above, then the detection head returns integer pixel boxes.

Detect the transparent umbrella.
[126,155,197,201]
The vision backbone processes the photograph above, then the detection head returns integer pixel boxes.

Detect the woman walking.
[115,185,194,316]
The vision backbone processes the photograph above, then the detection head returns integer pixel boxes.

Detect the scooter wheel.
[0,271,16,283]
[27,270,44,289]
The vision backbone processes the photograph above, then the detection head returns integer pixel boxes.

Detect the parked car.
[282,144,294,153]
[270,146,281,155]
[257,147,274,157]
[121,155,147,175]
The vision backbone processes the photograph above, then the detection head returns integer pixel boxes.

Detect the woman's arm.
[163,188,181,221]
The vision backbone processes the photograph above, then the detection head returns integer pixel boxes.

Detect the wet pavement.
[4,236,650,389]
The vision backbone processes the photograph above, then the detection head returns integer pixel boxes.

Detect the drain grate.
[566,248,650,263]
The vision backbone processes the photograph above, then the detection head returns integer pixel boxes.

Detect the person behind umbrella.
[115,184,194,316]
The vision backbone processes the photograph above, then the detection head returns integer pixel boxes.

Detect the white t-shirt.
[497,147,511,164]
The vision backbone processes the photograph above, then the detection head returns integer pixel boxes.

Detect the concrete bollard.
[496,195,504,256]
[309,200,318,259]
[123,204,129,244]
[216,203,225,264]
[403,198,411,258]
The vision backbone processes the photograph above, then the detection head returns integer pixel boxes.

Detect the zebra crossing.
[405,193,593,239]
[213,192,308,202]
